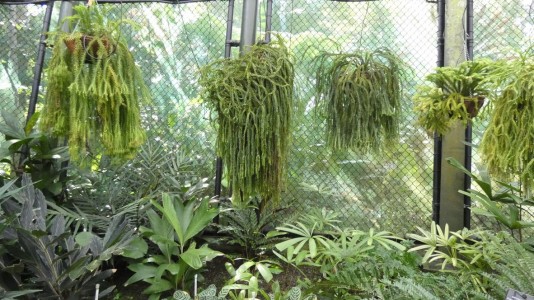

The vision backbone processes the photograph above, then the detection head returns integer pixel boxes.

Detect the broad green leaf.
[143,278,173,294]
[75,232,96,247]
[125,264,158,285]
[122,237,148,259]
[255,262,273,283]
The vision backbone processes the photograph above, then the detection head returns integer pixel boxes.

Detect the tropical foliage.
[314,48,405,152]
[39,3,150,165]
[200,36,294,205]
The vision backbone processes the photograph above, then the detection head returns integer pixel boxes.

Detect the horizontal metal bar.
[0,0,219,5]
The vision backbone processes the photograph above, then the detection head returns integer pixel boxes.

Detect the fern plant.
[481,239,534,298]
[313,48,405,152]
[200,36,293,205]
[40,1,150,166]
[479,49,534,186]
[413,59,496,134]
[217,197,286,258]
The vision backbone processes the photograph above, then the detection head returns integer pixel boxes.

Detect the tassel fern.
[40,5,150,166]
[313,48,405,152]
[200,37,294,205]
[480,52,534,184]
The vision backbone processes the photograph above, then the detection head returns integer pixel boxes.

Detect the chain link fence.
[0,0,531,234]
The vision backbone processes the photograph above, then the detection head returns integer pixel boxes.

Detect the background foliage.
[0,0,532,235]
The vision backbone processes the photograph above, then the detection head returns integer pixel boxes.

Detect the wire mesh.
[271,0,436,234]
[0,4,44,122]
[1,0,530,235]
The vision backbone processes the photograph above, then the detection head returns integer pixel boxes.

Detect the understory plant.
[60,141,210,232]
[124,193,222,299]
[199,36,294,205]
[0,175,135,299]
[217,197,287,258]
[448,157,534,242]
[272,210,405,276]
[0,111,69,199]
[40,1,150,165]
[479,49,534,185]
[173,259,315,300]
[313,48,405,152]
[413,59,496,134]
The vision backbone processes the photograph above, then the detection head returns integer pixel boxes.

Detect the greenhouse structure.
[0,0,533,299]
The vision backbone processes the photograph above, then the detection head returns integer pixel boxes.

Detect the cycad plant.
[40,0,150,166]
[313,48,405,152]
[199,37,294,205]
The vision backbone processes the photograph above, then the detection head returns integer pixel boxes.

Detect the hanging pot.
[465,96,485,118]
[64,35,116,63]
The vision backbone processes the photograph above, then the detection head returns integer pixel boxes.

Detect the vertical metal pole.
[265,0,273,43]
[224,0,236,58]
[19,0,55,173]
[439,0,469,231]
[463,0,474,229]
[25,0,55,123]
[59,1,75,33]
[239,0,259,54]
[432,0,446,224]
[215,0,236,206]
[466,0,474,60]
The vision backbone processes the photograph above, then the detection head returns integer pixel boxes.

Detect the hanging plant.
[39,1,150,165]
[199,37,294,205]
[480,52,534,184]
[314,48,405,152]
[413,59,496,135]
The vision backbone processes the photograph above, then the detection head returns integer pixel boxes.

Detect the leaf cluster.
[0,111,69,198]
[124,193,222,299]
[313,48,405,152]
[40,3,150,166]
[479,50,534,184]
[217,197,287,258]
[199,36,294,205]
[449,157,534,239]
[413,59,497,134]
[0,175,135,299]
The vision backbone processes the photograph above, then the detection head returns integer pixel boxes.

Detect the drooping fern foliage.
[200,37,294,205]
[413,59,495,135]
[313,48,404,152]
[481,238,534,298]
[387,274,490,300]
[40,4,150,166]
[480,51,534,185]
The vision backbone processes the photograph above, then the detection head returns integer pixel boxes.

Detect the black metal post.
[18,0,54,171]
[265,0,273,43]
[26,0,54,123]
[463,0,474,228]
[432,0,446,224]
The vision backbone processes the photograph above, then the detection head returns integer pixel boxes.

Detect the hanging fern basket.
[200,37,294,205]
[413,59,495,135]
[314,48,404,153]
[480,54,534,184]
[39,4,150,166]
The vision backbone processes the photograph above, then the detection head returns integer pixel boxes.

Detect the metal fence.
[0,0,531,235]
